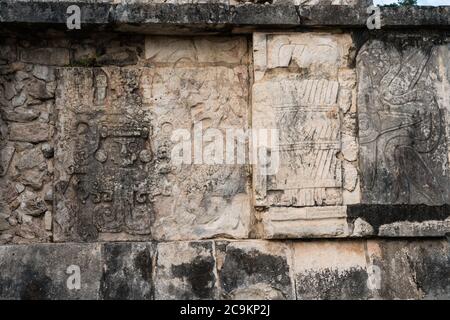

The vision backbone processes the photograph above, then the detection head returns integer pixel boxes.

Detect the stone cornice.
[0,1,449,33]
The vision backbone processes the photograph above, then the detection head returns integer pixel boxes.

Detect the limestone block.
[357,37,450,206]
[54,67,157,242]
[8,122,49,143]
[143,36,251,240]
[216,240,294,299]
[253,32,352,81]
[252,32,358,238]
[20,48,70,66]
[261,206,351,238]
[0,243,102,299]
[347,204,450,238]
[0,242,155,300]
[154,241,218,300]
[0,143,15,177]
[367,239,450,299]
[54,36,251,242]
[144,36,248,65]
[142,66,251,240]
[292,239,450,299]
[100,242,154,300]
[293,241,371,299]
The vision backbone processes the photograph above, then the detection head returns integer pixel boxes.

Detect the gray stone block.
[154,241,218,300]
[0,243,102,300]
[100,242,154,300]
[216,241,294,300]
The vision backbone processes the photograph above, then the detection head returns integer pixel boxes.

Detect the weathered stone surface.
[357,37,450,206]
[8,122,49,143]
[54,67,156,242]
[347,205,450,237]
[2,2,449,33]
[101,242,154,300]
[216,241,294,299]
[143,37,251,239]
[252,32,358,238]
[154,241,217,299]
[367,239,450,299]
[2,3,450,301]
[20,48,69,66]
[293,241,371,299]
[144,36,247,64]
[0,243,102,299]
[262,206,351,238]
[53,36,250,241]
[0,143,15,177]
[0,240,448,299]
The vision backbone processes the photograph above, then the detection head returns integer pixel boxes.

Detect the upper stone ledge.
[0,1,449,32]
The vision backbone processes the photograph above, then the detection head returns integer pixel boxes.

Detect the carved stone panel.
[252,33,358,238]
[357,38,450,205]
[142,36,251,240]
[54,68,157,242]
[54,36,251,241]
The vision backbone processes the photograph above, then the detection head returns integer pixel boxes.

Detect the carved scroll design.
[357,40,449,205]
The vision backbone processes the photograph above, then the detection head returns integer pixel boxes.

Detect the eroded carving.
[54,68,166,241]
[357,39,450,205]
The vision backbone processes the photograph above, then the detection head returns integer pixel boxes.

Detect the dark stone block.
[296,267,370,300]
[0,243,102,300]
[217,241,293,300]
[372,239,450,299]
[0,3,448,33]
[154,241,218,300]
[100,242,154,300]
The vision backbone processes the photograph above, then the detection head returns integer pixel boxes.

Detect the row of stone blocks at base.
[0,239,449,300]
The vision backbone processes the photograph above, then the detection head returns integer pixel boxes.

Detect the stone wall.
[0,1,449,299]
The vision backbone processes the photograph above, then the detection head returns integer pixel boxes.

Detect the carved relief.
[357,39,450,205]
[54,68,162,241]
[253,33,354,210]
[253,78,342,207]
[54,36,251,241]
[142,64,251,240]
[252,32,357,238]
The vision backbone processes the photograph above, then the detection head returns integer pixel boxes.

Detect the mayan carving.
[54,68,160,241]
[253,78,343,207]
[53,36,251,241]
[251,32,359,238]
[142,36,251,240]
[2,0,450,301]
[357,39,450,205]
